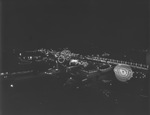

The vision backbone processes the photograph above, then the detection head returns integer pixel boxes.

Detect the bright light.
[119,69,128,76]
[0,73,4,75]
[29,56,32,60]
[114,64,133,82]
[10,84,14,88]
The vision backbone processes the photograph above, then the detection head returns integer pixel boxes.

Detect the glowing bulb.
[120,69,128,76]
[10,84,14,88]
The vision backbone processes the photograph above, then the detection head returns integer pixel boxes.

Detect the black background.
[2,0,149,51]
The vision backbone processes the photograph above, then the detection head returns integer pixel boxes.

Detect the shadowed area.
[1,72,149,115]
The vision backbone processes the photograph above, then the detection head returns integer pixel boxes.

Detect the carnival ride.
[0,48,149,103]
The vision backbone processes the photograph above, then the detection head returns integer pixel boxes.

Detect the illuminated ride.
[0,48,149,103]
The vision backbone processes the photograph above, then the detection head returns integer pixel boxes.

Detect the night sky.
[2,0,149,51]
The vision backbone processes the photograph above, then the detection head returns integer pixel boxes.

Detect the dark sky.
[2,0,149,52]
